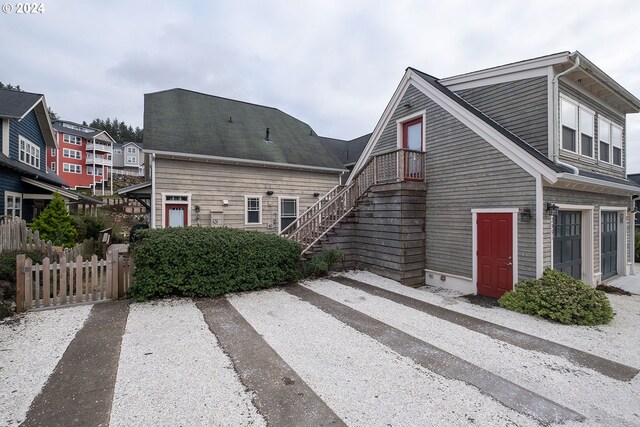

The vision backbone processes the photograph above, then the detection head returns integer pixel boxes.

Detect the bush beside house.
[128,227,301,301]
[499,269,614,325]
[30,193,77,247]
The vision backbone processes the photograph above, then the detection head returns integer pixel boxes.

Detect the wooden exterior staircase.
[279,148,425,254]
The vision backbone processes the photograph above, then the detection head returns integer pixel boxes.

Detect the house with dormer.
[283,51,640,296]
[0,89,100,220]
[143,89,352,231]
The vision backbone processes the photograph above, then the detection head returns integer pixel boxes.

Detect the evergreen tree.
[31,193,77,247]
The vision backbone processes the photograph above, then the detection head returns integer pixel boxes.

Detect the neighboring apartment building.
[48,120,115,191]
[0,90,100,220]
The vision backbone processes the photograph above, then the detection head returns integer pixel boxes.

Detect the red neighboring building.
[48,120,115,192]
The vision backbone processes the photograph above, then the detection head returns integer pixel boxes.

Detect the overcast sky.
[2,0,640,172]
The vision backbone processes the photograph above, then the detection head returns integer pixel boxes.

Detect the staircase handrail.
[279,183,343,236]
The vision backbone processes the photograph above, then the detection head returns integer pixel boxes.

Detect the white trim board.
[424,269,474,294]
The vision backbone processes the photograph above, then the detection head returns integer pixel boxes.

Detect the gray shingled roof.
[52,121,104,139]
[0,153,68,186]
[318,133,371,166]
[143,89,346,170]
[0,89,43,119]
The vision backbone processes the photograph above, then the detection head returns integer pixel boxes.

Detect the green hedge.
[635,232,640,262]
[128,227,301,301]
[498,269,614,325]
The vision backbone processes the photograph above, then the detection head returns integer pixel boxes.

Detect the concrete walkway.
[608,263,640,294]
[21,301,130,427]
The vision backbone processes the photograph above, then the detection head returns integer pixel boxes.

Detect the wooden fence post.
[117,254,125,299]
[15,254,26,313]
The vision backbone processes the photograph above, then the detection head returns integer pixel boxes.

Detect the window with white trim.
[51,162,56,172]
[51,148,56,156]
[63,163,82,174]
[598,118,611,163]
[127,146,136,153]
[19,137,40,169]
[612,124,622,166]
[560,97,594,157]
[63,148,82,159]
[245,196,261,224]
[126,155,136,163]
[4,192,22,219]
[63,134,82,145]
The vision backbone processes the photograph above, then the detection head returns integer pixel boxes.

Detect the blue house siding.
[9,110,47,170]
[0,168,24,218]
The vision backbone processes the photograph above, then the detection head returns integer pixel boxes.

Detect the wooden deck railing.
[281,149,423,253]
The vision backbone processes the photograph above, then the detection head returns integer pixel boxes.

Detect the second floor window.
[126,156,136,163]
[561,98,594,158]
[127,147,136,153]
[612,125,622,166]
[19,137,40,169]
[598,118,622,166]
[63,148,82,159]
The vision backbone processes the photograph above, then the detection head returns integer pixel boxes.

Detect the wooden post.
[43,257,51,307]
[15,254,26,313]
[24,258,33,311]
[59,255,67,305]
[106,251,114,300]
[91,255,98,301]
[118,254,126,299]
[76,255,83,303]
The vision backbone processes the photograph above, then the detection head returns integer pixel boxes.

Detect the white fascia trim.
[18,97,44,121]
[556,173,640,194]
[93,131,117,144]
[2,118,9,156]
[471,210,519,289]
[408,73,558,182]
[535,176,544,277]
[547,66,555,164]
[148,149,347,174]
[440,52,570,87]
[395,109,426,150]
[443,68,549,91]
[348,71,413,183]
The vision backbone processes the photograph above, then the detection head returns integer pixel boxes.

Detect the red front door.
[165,204,188,227]
[477,213,513,298]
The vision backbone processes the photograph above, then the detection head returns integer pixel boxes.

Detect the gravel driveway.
[1,271,639,426]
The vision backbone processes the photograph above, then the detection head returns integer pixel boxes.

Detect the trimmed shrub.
[301,249,343,278]
[499,269,614,325]
[128,227,301,301]
[72,215,106,242]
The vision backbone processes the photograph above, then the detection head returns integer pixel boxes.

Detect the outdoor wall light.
[519,208,531,223]
[313,192,320,197]
[546,203,559,216]
[266,190,274,196]
[222,200,229,206]
[194,205,200,212]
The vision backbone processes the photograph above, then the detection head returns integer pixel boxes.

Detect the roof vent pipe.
[265,127,270,141]
[552,52,580,175]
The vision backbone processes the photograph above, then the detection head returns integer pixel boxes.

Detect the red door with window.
[477,213,513,298]
[165,204,188,227]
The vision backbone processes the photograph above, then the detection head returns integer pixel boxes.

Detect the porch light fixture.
[266,190,274,196]
[313,192,320,197]
[519,208,531,223]
[546,203,559,216]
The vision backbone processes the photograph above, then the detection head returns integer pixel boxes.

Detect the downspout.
[552,52,580,174]
[631,195,639,275]
[151,153,156,228]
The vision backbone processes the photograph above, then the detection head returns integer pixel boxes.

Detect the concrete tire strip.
[330,275,639,382]
[284,284,585,425]
[197,298,346,427]
[20,301,130,427]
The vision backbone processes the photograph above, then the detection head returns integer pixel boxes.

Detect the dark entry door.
[601,211,618,280]
[553,211,582,279]
[477,213,513,298]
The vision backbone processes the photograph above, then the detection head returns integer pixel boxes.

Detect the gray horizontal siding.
[455,77,549,156]
[372,84,425,155]
[154,158,339,232]
[559,82,626,178]
[542,186,631,276]
[422,96,537,281]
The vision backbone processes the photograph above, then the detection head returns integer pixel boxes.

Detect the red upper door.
[477,213,513,298]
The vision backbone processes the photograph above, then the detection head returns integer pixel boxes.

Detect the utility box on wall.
[210,210,224,227]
